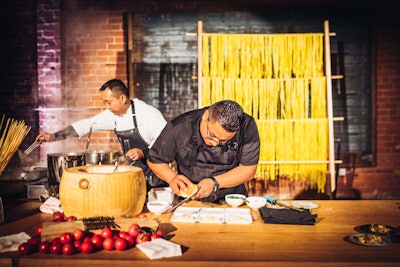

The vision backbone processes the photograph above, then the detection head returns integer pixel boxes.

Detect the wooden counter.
[1,200,399,267]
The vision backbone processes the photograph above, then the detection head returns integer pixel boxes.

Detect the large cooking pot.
[47,152,86,185]
[85,150,115,165]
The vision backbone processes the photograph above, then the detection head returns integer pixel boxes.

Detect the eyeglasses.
[205,119,230,146]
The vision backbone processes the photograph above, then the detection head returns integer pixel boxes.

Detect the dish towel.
[136,238,182,259]
[259,206,317,225]
[0,232,30,252]
[39,196,64,214]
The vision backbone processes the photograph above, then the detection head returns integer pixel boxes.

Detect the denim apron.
[115,100,167,189]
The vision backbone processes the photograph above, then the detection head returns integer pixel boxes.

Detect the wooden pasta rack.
[196,20,343,196]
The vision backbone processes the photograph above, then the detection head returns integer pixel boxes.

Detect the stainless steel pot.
[85,150,115,165]
[47,152,86,185]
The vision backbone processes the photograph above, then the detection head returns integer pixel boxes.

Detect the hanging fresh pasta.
[201,31,328,193]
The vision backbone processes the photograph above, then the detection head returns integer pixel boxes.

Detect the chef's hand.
[168,174,194,196]
[193,178,215,199]
[126,148,144,161]
[36,132,53,142]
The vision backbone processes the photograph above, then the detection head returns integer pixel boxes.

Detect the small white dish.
[291,201,319,209]
[146,200,171,215]
[245,196,267,210]
[225,194,246,207]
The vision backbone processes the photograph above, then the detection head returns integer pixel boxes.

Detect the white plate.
[224,208,252,224]
[198,208,225,224]
[170,207,200,222]
[291,201,319,209]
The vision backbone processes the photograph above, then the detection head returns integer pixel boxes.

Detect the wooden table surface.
[0,199,399,267]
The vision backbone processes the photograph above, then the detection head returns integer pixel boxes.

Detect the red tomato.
[18,242,33,256]
[128,224,141,238]
[66,216,76,222]
[59,232,74,244]
[72,229,85,241]
[118,231,129,239]
[136,232,150,244]
[38,241,52,254]
[114,238,128,251]
[52,212,65,222]
[100,227,113,239]
[73,240,82,253]
[80,241,95,254]
[36,224,43,236]
[51,237,61,244]
[90,234,104,250]
[50,242,63,255]
[124,235,135,248]
[102,237,115,251]
[62,243,75,255]
[155,229,164,238]
[27,236,41,246]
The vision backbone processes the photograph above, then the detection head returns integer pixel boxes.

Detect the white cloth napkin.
[136,238,182,259]
[39,196,64,214]
[0,232,30,252]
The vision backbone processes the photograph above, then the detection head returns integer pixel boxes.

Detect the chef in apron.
[147,100,260,203]
[36,79,167,190]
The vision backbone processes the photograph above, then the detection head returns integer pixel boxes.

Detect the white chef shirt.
[71,98,167,147]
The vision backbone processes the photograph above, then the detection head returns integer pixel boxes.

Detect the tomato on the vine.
[50,242,63,255]
[114,238,128,251]
[18,242,33,256]
[90,234,104,250]
[100,227,113,239]
[36,224,43,236]
[38,241,51,254]
[80,241,95,254]
[72,229,85,241]
[62,243,75,255]
[59,232,74,244]
[128,224,141,238]
[136,232,150,244]
[52,212,65,222]
[102,237,115,251]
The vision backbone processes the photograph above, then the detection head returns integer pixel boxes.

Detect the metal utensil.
[165,186,199,213]
[113,161,119,173]
[265,197,304,212]
[85,123,94,154]
[24,140,43,156]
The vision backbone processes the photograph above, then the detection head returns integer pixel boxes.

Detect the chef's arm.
[210,164,257,189]
[36,126,79,142]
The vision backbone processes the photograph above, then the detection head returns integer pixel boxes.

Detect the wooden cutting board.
[40,217,159,241]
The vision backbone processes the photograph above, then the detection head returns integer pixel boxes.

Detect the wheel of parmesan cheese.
[59,165,146,219]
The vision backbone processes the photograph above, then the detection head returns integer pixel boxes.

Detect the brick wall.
[1,0,399,199]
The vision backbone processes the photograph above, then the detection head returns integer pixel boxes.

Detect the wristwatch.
[210,177,219,192]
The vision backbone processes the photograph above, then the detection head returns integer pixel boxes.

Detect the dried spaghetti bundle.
[201,33,328,192]
[0,115,31,175]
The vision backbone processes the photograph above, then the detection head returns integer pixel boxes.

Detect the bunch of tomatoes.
[18,212,164,256]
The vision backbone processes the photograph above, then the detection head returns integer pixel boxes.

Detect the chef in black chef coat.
[147,100,260,203]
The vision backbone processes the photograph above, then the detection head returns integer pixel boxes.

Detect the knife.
[165,186,199,213]
[265,197,304,212]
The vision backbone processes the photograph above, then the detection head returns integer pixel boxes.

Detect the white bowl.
[245,196,267,210]
[146,200,170,215]
[225,194,246,207]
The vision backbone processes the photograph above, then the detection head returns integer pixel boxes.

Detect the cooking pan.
[47,152,86,185]
[85,150,115,165]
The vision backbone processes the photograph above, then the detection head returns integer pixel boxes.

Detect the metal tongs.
[165,185,199,213]
[24,140,43,156]
[265,196,304,212]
